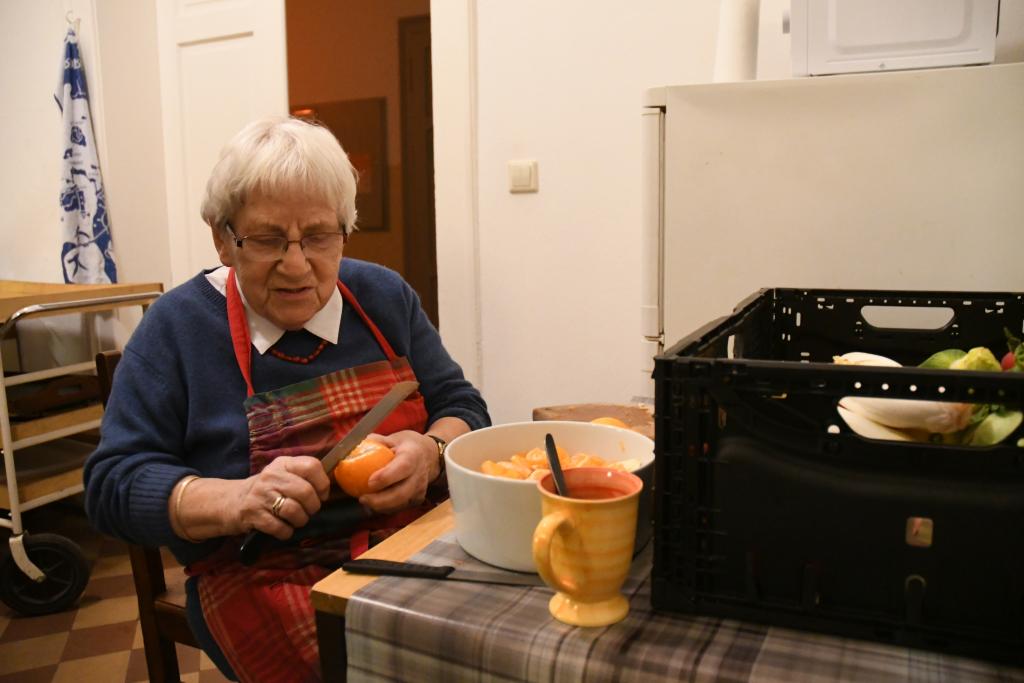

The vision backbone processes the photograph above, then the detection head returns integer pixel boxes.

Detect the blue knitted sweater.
[84,258,489,566]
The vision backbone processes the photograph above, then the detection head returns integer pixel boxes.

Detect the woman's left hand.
[358,430,441,514]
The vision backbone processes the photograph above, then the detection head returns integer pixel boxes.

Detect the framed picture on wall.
[291,97,388,231]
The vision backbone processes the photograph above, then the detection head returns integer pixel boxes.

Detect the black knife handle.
[238,529,271,566]
[343,558,454,580]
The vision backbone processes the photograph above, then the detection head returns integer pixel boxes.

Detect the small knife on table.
[238,380,420,566]
[343,558,546,587]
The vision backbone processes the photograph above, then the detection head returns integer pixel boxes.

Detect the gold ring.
[270,494,287,518]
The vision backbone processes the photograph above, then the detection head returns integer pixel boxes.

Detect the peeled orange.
[590,416,630,429]
[481,459,531,479]
[333,439,395,498]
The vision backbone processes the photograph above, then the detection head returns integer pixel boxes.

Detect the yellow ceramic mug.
[531,467,643,627]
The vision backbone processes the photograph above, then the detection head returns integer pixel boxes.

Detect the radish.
[1003,351,1017,371]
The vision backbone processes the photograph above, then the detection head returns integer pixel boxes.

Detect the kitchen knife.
[238,380,420,565]
[342,558,546,587]
[316,380,419,475]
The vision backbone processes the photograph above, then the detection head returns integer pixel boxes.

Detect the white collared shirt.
[205,266,343,354]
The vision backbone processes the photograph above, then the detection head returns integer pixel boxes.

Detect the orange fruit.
[590,416,630,429]
[569,452,608,468]
[333,439,396,497]
[523,445,569,469]
[481,459,531,480]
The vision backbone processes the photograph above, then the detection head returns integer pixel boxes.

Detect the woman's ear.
[211,225,235,267]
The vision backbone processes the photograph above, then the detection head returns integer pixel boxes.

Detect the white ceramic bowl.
[445,420,655,572]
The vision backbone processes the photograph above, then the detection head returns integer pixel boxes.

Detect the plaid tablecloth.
[345,534,1024,682]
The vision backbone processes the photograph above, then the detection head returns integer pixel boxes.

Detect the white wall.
[434,1,719,425]
[1,1,85,281]
[0,0,170,286]
[432,0,1024,425]
[431,0,483,389]
[92,0,172,286]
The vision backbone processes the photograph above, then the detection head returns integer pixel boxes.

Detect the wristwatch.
[427,434,447,479]
[426,434,447,457]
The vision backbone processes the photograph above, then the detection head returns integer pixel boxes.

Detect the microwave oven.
[788,0,999,76]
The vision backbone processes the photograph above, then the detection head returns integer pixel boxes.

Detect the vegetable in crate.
[1002,327,1024,372]
[833,350,1022,446]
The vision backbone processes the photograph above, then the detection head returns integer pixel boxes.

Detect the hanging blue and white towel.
[55,27,117,284]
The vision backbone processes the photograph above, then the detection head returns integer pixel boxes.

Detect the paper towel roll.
[714,0,761,82]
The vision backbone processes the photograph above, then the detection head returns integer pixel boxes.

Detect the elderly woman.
[84,116,489,682]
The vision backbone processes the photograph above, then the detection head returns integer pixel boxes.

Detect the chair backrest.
[95,350,198,682]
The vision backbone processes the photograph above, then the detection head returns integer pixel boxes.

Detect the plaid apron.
[189,269,431,683]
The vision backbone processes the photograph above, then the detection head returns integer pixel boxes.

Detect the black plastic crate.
[651,288,1024,664]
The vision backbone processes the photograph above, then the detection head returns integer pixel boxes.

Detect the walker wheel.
[0,533,89,616]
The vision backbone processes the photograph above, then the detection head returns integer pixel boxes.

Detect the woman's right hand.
[172,457,332,543]
[235,456,332,540]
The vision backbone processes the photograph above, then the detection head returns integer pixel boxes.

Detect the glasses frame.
[224,221,347,261]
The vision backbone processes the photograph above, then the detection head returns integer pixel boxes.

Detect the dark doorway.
[398,15,438,327]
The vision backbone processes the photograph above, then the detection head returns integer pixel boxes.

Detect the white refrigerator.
[640,62,1024,384]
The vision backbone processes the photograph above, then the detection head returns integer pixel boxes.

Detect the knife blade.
[318,380,419,473]
[343,558,546,587]
[238,380,420,565]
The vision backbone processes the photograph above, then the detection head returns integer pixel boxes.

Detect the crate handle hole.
[861,305,954,330]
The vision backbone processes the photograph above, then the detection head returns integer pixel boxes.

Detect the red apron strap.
[225,268,256,397]
[337,280,398,360]
[226,273,398,398]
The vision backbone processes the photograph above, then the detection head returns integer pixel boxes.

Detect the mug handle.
[532,511,583,595]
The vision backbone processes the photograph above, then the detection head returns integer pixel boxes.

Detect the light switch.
[508,159,538,193]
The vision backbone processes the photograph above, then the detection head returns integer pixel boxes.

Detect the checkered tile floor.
[0,502,232,682]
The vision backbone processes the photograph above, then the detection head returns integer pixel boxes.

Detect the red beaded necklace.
[268,339,329,365]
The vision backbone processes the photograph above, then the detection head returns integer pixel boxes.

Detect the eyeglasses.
[225,222,346,262]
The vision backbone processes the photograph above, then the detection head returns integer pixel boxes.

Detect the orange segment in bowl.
[481,460,531,480]
[569,453,608,468]
[523,445,569,469]
[478,435,649,481]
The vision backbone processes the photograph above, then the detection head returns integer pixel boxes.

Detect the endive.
[836,406,924,442]
[838,396,973,434]
[834,350,971,434]
[832,352,901,367]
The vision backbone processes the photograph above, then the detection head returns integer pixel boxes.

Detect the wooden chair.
[95,350,198,683]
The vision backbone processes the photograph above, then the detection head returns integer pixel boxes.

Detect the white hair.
[200,116,358,235]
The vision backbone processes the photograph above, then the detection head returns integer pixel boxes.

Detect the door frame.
[428,0,483,388]
[399,15,438,326]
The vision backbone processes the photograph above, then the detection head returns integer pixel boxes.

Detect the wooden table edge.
[311,499,455,616]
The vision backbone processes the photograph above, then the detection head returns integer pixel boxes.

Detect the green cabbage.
[919,349,966,369]
[950,347,1002,372]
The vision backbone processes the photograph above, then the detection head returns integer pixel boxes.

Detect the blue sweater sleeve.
[85,346,199,547]
[84,286,228,561]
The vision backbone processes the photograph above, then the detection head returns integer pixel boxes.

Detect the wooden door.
[398,16,438,327]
